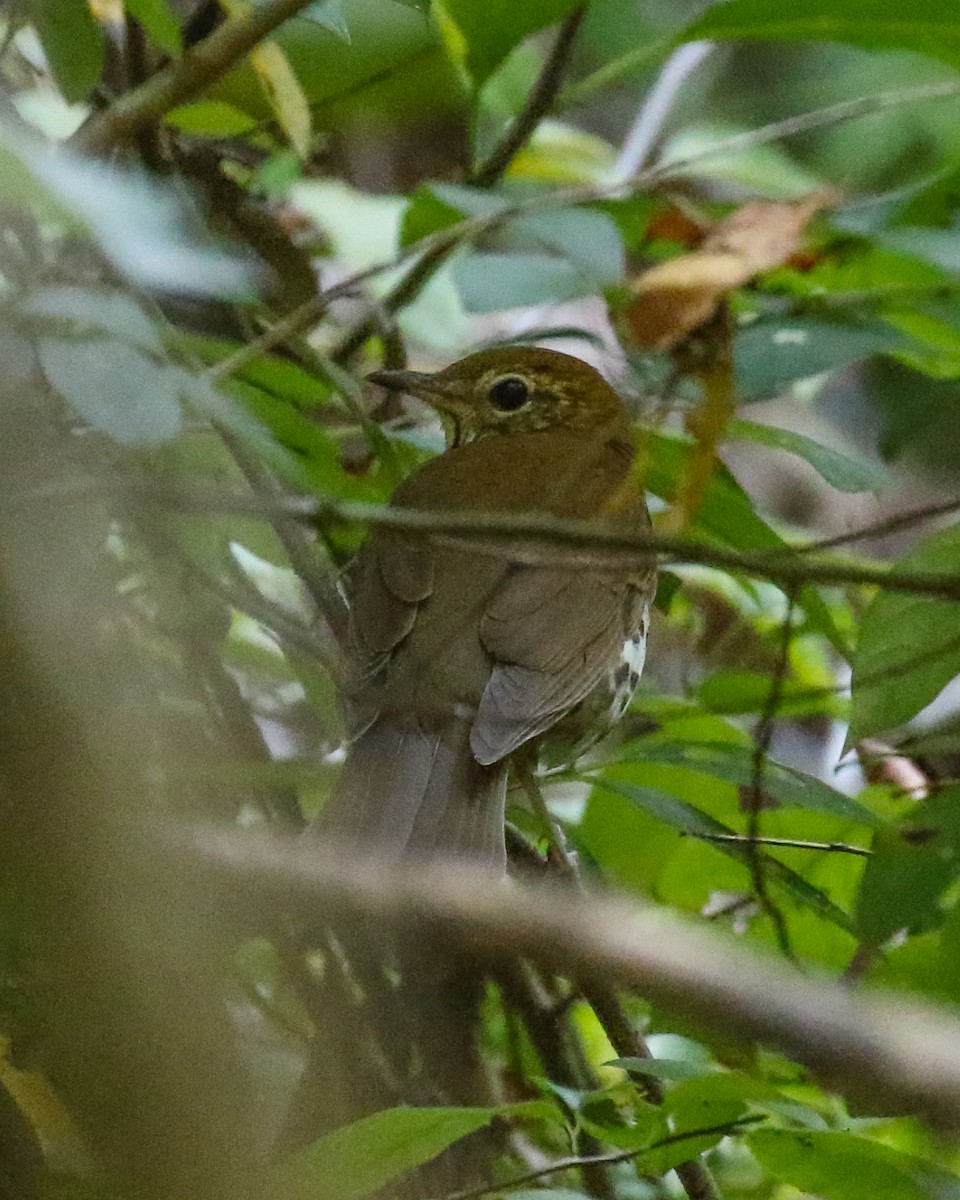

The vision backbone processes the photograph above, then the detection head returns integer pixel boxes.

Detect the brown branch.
[72,0,319,156]
[166,822,960,1132]
[144,484,960,604]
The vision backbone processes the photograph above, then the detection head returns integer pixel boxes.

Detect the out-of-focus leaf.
[727,419,893,493]
[22,286,163,355]
[29,0,105,103]
[250,40,312,158]
[401,186,471,247]
[454,252,591,312]
[273,1103,553,1200]
[304,0,351,40]
[856,786,960,946]
[680,0,960,71]
[453,209,623,312]
[508,120,616,185]
[510,208,624,284]
[735,316,898,402]
[38,338,184,446]
[748,1128,928,1200]
[658,123,825,199]
[166,102,258,135]
[613,739,878,825]
[436,0,584,83]
[611,1057,717,1082]
[28,148,258,296]
[699,670,842,719]
[850,522,960,739]
[125,0,183,54]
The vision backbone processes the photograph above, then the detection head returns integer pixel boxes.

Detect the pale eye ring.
[488,376,530,411]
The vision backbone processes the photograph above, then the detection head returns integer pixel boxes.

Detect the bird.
[319,345,656,871]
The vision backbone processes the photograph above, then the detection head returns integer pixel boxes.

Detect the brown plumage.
[320,346,655,870]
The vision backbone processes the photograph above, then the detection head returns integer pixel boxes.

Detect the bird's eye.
[488,376,530,411]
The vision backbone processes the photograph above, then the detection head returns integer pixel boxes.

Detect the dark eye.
[488,376,530,411]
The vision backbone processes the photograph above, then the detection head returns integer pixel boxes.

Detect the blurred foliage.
[6,1,960,1200]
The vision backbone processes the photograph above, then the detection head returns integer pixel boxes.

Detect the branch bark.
[173,823,960,1133]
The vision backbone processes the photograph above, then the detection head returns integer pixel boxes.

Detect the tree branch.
[471,7,588,187]
[72,0,319,156]
[145,484,960,604]
[166,821,960,1132]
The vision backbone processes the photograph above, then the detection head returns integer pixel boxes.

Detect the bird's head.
[367,346,627,447]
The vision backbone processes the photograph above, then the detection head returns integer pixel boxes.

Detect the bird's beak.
[366,369,465,414]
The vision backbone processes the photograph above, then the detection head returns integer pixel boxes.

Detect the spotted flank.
[610,604,649,720]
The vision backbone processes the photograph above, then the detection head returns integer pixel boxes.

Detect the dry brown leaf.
[622,188,841,352]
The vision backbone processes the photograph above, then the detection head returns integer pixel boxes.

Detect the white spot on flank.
[773,329,808,346]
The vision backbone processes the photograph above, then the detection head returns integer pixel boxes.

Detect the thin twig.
[686,832,870,857]
[799,497,960,555]
[743,590,798,961]
[142,484,960,603]
[472,7,588,187]
[214,427,348,647]
[425,1117,761,1200]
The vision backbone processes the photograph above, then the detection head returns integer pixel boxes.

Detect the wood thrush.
[321,346,655,870]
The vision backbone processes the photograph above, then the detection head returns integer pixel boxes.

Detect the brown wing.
[470,564,651,766]
[343,531,434,728]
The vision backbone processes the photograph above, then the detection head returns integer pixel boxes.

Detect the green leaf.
[856,785,960,945]
[454,252,597,312]
[28,0,105,102]
[613,739,878,825]
[400,186,473,247]
[508,208,624,284]
[38,338,183,446]
[850,522,960,738]
[680,0,960,74]
[437,0,584,83]
[734,317,898,402]
[699,670,841,718]
[272,1104,549,1200]
[643,430,852,658]
[166,102,258,135]
[727,419,894,493]
[748,1129,928,1200]
[590,779,854,931]
[125,0,183,55]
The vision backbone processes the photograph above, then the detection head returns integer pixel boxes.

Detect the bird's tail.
[318,718,508,869]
